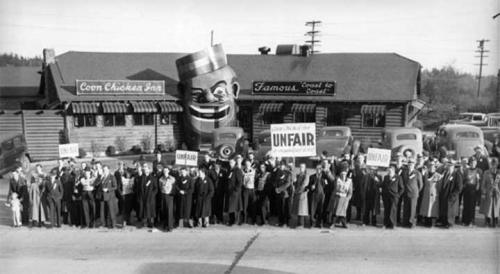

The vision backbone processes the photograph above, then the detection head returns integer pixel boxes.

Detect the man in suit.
[438,161,463,228]
[225,158,244,226]
[307,164,327,228]
[99,165,118,228]
[45,168,63,228]
[274,160,292,227]
[402,158,423,228]
[137,164,158,228]
[208,162,226,224]
[381,164,405,229]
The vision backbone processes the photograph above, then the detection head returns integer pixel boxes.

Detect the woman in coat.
[480,158,500,227]
[419,160,442,227]
[291,163,309,228]
[177,167,194,228]
[462,157,481,226]
[159,166,177,232]
[330,167,353,228]
[194,168,214,227]
[29,164,47,227]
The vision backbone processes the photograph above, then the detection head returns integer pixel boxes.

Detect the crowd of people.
[5,146,500,232]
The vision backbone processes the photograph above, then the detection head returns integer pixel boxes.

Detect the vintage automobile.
[0,134,30,176]
[435,124,486,159]
[315,126,355,158]
[253,129,272,161]
[210,127,248,161]
[449,112,487,126]
[377,127,423,159]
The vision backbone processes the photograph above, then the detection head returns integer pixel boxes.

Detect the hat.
[474,145,483,151]
[176,44,228,81]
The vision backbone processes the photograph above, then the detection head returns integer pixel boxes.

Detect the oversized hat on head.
[176,44,228,81]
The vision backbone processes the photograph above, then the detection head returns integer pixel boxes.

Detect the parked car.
[315,126,355,158]
[210,127,248,161]
[449,112,487,126]
[377,127,423,159]
[254,129,272,161]
[0,134,30,176]
[435,124,486,159]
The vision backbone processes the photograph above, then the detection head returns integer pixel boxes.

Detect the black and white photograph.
[0,0,499,273]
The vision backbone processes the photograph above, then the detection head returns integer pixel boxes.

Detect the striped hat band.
[176,44,227,81]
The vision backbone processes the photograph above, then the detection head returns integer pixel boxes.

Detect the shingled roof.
[0,66,43,109]
[49,51,421,102]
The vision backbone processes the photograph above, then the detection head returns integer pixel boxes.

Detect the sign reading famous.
[76,80,165,95]
[252,81,335,96]
[270,123,316,157]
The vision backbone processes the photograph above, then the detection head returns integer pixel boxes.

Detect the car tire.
[218,145,235,160]
[398,146,415,159]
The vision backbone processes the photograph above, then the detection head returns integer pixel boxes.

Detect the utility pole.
[305,20,321,54]
[475,39,490,97]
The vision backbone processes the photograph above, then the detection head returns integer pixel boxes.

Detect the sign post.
[175,150,199,166]
[270,123,316,158]
[366,148,391,167]
[59,143,79,158]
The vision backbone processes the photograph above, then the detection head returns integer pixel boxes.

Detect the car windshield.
[396,133,417,140]
[218,133,237,140]
[456,131,480,138]
[458,114,473,120]
[472,115,484,121]
[322,130,345,137]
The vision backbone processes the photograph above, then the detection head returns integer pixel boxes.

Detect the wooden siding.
[23,110,64,161]
[0,111,23,139]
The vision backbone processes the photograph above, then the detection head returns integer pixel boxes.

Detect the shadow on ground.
[136,262,293,274]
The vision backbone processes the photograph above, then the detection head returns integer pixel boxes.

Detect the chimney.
[43,48,56,65]
[300,45,311,57]
[258,46,271,55]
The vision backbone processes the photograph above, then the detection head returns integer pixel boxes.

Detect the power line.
[475,39,490,97]
[305,20,321,54]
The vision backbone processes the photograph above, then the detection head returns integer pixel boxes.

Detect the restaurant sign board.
[76,80,165,95]
[252,81,335,96]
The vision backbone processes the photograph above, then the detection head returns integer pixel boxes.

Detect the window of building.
[262,113,283,125]
[103,114,125,127]
[160,113,178,125]
[293,112,315,123]
[362,113,386,128]
[74,114,97,128]
[134,113,155,126]
[327,107,350,126]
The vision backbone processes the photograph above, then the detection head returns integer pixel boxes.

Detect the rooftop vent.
[275,44,300,56]
[258,46,271,55]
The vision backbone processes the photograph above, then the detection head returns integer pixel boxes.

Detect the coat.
[291,172,309,216]
[351,166,368,207]
[403,169,423,199]
[225,167,243,213]
[329,176,353,217]
[365,172,382,214]
[194,176,214,218]
[29,172,47,222]
[135,174,158,219]
[100,174,117,202]
[307,173,327,202]
[381,174,404,199]
[177,175,194,219]
[45,177,63,202]
[419,172,442,217]
[438,170,463,219]
[480,170,500,218]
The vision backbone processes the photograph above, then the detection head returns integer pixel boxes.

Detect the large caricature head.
[176,44,240,150]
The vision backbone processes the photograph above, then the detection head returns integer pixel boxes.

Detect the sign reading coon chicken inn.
[76,80,165,95]
[252,81,335,96]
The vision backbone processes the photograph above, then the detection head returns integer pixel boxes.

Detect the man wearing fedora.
[472,145,489,172]
[438,160,463,228]
[402,158,423,228]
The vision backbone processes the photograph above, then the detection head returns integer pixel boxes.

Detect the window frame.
[74,114,97,128]
[133,113,155,126]
[293,111,316,123]
[159,113,178,125]
[262,112,283,125]
[362,112,386,128]
[103,114,126,127]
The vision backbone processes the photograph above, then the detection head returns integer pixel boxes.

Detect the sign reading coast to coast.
[175,150,199,166]
[366,148,391,167]
[76,80,165,95]
[59,143,79,158]
[252,81,335,96]
[271,123,316,157]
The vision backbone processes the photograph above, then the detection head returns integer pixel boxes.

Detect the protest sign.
[366,148,391,167]
[175,150,198,166]
[270,123,316,157]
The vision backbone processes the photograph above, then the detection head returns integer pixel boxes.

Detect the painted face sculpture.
[176,44,240,150]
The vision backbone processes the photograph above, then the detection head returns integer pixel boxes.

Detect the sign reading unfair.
[252,81,335,96]
[175,150,198,166]
[76,80,165,95]
[366,148,391,167]
[59,143,79,158]
[270,123,316,157]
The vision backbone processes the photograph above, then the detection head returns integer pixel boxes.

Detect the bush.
[157,143,166,153]
[78,148,87,158]
[141,134,153,153]
[106,146,117,156]
[114,136,127,153]
[131,145,142,154]
[90,140,102,156]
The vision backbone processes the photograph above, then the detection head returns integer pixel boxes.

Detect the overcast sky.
[1,0,498,75]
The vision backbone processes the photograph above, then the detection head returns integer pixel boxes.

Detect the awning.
[72,102,99,114]
[361,105,386,115]
[102,102,128,113]
[411,99,425,110]
[291,103,316,113]
[158,101,183,113]
[130,101,157,113]
[259,103,284,113]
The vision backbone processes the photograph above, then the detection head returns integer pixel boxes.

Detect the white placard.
[366,148,391,167]
[59,143,79,158]
[175,150,198,166]
[270,123,316,157]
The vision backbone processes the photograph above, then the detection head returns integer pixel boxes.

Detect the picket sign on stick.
[175,150,198,166]
[366,148,391,167]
